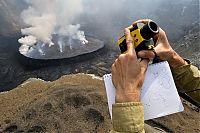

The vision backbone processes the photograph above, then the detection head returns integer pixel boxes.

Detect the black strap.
[178,91,200,109]
[152,49,162,63]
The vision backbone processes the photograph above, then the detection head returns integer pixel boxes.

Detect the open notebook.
[103,61,184,120]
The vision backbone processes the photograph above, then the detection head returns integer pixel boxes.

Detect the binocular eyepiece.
[139,21,159,40]
[118,21,159,53]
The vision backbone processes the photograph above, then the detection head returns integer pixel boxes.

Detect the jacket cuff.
[171,58,192,77]
[112,102,144,132]
[171,61,200,92]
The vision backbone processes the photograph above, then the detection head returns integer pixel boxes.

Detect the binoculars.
[117,21,159,53]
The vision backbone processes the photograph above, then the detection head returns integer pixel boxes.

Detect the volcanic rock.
[0,74,199,133]
[0,74,112,132]
[172,21,200,68]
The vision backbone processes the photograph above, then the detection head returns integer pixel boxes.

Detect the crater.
[19,35,104,60]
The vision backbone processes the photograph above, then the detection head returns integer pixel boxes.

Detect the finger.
[112,59,122,87]
[111,64,117,84]
[127,25,133,30]
[118,54,126,63]
[139,59,150,74]
[111,64,115,74]
[138,50,155,59]
[113,58,121,73]
[111,63,118,78]
[153,27,168,46]
[124,28,136,57]
[132,19,153,27]
[114,58,119,64]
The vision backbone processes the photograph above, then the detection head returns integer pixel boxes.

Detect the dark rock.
[58,102,65,112]
[4,120,10,124]
[15,130,24,133]
[43,103,53,111]
[24,109,37,120]
[3,124,18,132]
[27,126,45,133]
[65,94,91,108]
[85,108,104,124]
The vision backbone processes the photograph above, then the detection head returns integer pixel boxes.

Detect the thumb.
[138,50,155,59]
[140,59,149,74]
[154,28,168,46]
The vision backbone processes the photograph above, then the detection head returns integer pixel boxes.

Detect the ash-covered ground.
[0,74,199,133]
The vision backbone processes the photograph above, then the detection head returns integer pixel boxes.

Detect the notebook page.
[103,61,184,120]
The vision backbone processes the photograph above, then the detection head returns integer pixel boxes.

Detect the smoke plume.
[18,0,88,55]
[18,0,199,55]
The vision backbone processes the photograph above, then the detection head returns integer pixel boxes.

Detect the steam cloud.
[18,0,199,55]
[18,0,88,55]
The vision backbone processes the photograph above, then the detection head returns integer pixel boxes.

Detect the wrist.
[116,92,141,103]
[167,50,186,68]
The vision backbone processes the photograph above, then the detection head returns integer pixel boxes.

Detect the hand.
[131,19,187,68]
[111,28,149,103]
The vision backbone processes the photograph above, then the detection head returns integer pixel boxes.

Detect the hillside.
[0,74,199,133]
[0,0,25,36]
[173,21,200,68]
[0,74,112,132]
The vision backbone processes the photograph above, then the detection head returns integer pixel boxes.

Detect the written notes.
[104,61,184,120]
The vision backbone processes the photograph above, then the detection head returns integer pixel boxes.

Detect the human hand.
[131,19,187,68]
[111,28,149,103]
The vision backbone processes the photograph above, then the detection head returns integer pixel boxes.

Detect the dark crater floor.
[21,35,104,60]
[0,34,117,92]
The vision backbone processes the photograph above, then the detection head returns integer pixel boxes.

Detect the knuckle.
[113,59,118,66]
[162,30,166,35]
[148,19,153,22]
[160,28,166,35]
[126,53,135,60]
[126,39,133,44]
[118,54,125,61]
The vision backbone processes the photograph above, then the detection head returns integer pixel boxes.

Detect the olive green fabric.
[171,64,200,102]
[110,64,200,133]
[110,102,165,133]
[111,102,145,133]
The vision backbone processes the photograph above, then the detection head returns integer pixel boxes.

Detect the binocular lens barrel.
[140,21,159,40]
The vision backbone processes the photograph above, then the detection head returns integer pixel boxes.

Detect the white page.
[103,61,184,120]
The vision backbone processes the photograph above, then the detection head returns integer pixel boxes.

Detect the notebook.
[103,61,184,120]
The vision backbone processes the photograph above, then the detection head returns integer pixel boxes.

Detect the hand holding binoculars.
[118,21,159,54]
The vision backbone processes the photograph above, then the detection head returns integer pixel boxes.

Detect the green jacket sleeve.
[110,102,145,133]
[171,63,200,102]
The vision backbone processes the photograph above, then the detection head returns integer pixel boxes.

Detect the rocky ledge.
[0,74,199,133]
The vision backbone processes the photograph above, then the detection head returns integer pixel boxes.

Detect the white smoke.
[18,0,88,55]
[18,0,198,55]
